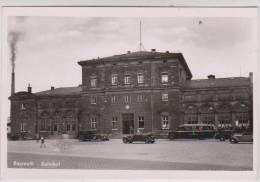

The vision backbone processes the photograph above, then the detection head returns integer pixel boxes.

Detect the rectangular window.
[138,116,145,129]
[90,117,97,129]
[187,115,198,124]
[161,73,168,83]
[20,122,26,131]
[111,74,118,85]
[40,119,51,131]
[236,113,249,128]
[123,95,130,103]
[137,74,144,84]
[137,94,145,102]
[21,103,26,110]
[90,76,97,88]
[111,96,118,103]
[40,120,45,131]
[112,117,118,130]
[162,93,168,102]
[53,120,58,131]
[124,75,131,85]
[46,120,51,131]
[90,96,97,104]
[72,124,76,131]
[161,115,169,129]
[67,124,71,131]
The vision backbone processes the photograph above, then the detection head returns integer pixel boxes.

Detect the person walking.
[36,133,39,143]
[40,136,46,148]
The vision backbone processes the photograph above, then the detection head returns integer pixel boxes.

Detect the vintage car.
[78,131,109,141]
[168,124,216,140]
[122,133,155,144]
[8,132,35,141]
[229,131,253,144]
[214,129,234,141]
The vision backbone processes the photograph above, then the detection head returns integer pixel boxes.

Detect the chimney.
[51,86,55,91]
[207,74,215,79]
[151,49,156,52]
[11,72,15,95]
[249,72,253,83]
[27,84,32,93]
[127,51,131,54]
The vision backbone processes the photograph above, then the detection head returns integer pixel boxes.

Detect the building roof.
[78,50,192,79]
[35,86,82,96]
[184,77,251,89]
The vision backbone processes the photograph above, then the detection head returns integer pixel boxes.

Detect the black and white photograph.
[0,5,259,180]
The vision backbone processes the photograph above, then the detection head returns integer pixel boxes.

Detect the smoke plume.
[8,31,22,70]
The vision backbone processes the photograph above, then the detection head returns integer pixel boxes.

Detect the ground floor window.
[201,114,214,124]
[20,121,27,132]
[138,116,144,129]
[218,114,231,129]
[40,119,51,131]
[65,118,76,132]
[53,119,58,131]
[161,115,169,130]
[112,116,118,130]
[235,113,249,129]
[186,114,198,124]
[90,117,97,129]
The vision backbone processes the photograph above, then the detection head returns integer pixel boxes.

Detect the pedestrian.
[40,136,46,148]
[36,133,39,143]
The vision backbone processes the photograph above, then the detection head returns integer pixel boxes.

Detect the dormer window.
[90,76,97,88]
[161,72,168,83]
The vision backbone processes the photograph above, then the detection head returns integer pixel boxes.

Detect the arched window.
[233,103,249,130]
[64,111,76,132]
[184,105,198,124]
[40,111,51,131]
[200,105,215,124]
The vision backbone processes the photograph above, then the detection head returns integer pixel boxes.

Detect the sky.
[7,15,257,93]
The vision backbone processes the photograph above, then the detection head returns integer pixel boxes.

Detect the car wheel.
[219,136,225,141]
[198,135,204,140]
[145,138,150,144]
[169,136,174,140]
[230,138,237,144]
[123,138,127,143]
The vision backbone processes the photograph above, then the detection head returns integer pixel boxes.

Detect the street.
[8,139,253,170]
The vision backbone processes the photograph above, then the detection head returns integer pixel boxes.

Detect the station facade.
[9,50,253,138]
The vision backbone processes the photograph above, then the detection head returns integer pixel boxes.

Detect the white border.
[0,3,259,182]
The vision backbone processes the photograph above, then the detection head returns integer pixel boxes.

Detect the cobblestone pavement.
[8,139,253,170]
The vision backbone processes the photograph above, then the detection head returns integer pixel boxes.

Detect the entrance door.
[122,113,134,134]
[58,121,66,134]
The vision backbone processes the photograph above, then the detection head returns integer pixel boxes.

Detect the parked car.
[214,129,234,141]
[229,131,253,144]
[78,131,109,141]
[8,132,35,141]
[168,124,216,140]
[123,133,155,144]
